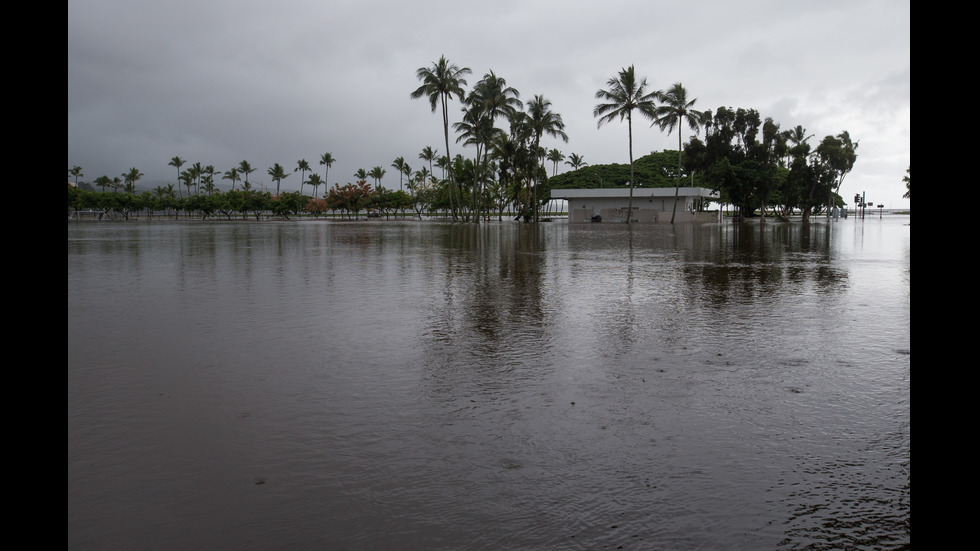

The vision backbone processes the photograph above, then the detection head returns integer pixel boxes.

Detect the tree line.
[66,179,450,221]
[69,58,858,224]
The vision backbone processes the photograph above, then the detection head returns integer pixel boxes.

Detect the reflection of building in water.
[552,187,720,223]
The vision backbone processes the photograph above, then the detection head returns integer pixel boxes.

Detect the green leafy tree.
[390,189,413,218]
[653,82,700,223]
[411,55,472,221]
[594,65,658,224]
[306,197,329,219]
[326,181,374,219]
[691,106,841,222]
[271,191,309,220]
[153,184,178,218]
[818,131,858,192]
[810,132,858,222]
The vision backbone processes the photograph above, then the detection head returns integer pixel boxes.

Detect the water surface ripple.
[68,218,910,550]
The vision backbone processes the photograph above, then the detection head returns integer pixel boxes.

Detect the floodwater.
[67,217,910,550]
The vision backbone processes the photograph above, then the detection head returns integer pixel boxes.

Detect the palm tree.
[527,95,568,222]
[222,167,241,191]
[411,55,471,220]
[202,165,218,195]
[466,70,522,126]
[307,173,324,198]
[179,170,194,198]
[500,110,535,214]
[154,184,176,200]
[435,155,450,180]
[547,149,564,176]
[392,157,408,191]
[401,162,412,189]
[410,166,431,219]
[169,157,185,198]
[69,166,83,186]
[565,153,587,170]
[319,152,335,184]
[267,163,288,195]
[413,167,431,188]
[189,162,203,195]
[295,159,311,196]
[368,166,386,190]
[419,146,438,178]
[456,71,522,221]
[453,110,497,221]
[653,83,700,224]
[94,175,111,192]
[594,65,658,224]
[123,167,144,194]
[238,160,256,190]
[785,125,814,157]
[354,168,368,182]
[201,177,216,196]
[528,95,568,153]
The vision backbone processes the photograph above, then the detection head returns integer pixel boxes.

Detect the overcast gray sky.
[68,0,910,207]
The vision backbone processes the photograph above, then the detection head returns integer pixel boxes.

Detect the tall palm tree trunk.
[627,113,634,224]
[442,95,458,221]
[670,128,682,224]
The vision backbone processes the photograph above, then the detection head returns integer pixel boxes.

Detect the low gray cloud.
[69,0,910,205]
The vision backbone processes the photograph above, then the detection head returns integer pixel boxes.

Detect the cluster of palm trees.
[68,165,136,194]
[71,60,710,225]
[82,167,145,194]
[594,65,700,224]
[160,155,337,200]
[412,56,578,222]
[408,57,700,224]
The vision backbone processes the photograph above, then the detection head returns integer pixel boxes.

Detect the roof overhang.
[551,187,719,199]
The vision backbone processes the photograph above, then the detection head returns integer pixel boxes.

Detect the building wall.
[567,197,719,223]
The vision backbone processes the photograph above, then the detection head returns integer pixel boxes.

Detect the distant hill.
[549,150,700,189]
